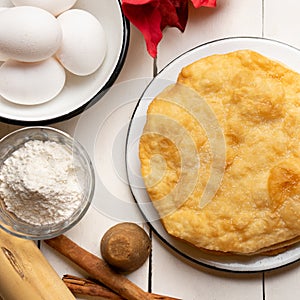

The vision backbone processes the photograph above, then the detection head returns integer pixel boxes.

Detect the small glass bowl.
[0,126,95,240]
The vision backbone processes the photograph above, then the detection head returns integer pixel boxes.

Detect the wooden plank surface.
[2,0,300,299]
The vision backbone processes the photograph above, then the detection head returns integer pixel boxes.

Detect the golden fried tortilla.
[139,50,300,255]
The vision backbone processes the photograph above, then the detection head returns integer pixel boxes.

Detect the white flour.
[0,140,83,226]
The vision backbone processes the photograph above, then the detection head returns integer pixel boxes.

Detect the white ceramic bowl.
[0,126,95,240]
[0,0,129,125]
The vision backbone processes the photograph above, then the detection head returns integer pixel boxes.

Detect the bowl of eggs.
[0,0,129,124]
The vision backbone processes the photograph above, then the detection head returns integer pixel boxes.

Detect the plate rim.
[0,0,130,126]
[125,36,300,273]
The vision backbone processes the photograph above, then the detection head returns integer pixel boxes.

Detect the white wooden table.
[1,1,300,299]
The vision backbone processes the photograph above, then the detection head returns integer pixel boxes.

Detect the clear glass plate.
[126,37,300,272]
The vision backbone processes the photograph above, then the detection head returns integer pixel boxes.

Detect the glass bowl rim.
[0,126,95,240]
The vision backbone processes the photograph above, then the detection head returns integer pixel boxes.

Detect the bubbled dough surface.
[139,50,300,255]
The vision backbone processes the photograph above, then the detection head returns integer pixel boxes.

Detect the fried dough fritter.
[139,50,300,255]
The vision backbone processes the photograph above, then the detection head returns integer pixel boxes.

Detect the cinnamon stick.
[63,274,181,300]
[45,235,180,300]
[63,275,123,299]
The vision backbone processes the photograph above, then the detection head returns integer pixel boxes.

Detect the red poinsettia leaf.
[122,0,188,57]
[122,0,161,57]
[191,0,216,8]
[122,0,162,57]
[122,0,216,57]
[159,0,188,32]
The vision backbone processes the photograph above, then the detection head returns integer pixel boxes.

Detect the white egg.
[0,6,62,62]
[0,7,9,62]
[0,6,9,60]
[56,9,107,76]
[11,0,78,16]
[0,57,66,105]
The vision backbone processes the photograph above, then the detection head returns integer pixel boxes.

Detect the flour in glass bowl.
[0,140,84,226]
